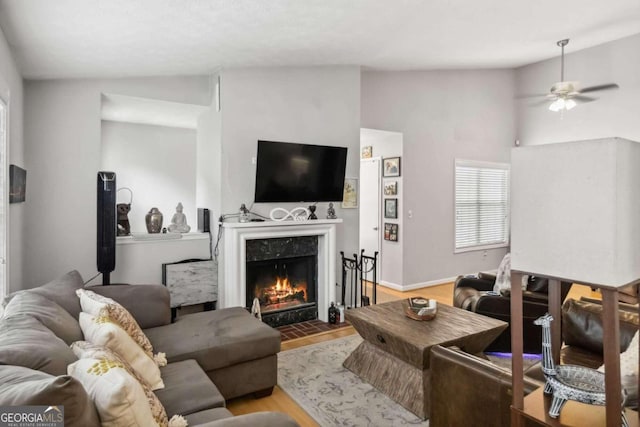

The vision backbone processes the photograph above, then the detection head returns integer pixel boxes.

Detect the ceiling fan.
[524,39,619,112]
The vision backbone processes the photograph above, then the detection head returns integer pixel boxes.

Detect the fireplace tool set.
[340,250,379,309]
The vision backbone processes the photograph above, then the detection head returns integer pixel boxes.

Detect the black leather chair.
[454,273,572,353]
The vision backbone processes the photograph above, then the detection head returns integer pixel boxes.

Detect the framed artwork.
[383,157,401,177]
[384,223,398,242]
[383,181,397,196]
[361,146,372,159]
[342,177,358,208]
[9,164,26,204]
[384,198,398,219]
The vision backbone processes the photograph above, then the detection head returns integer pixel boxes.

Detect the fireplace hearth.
[246,236,318,327]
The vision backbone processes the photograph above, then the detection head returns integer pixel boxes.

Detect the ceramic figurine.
[327,202,337,219]
[168,202,191,233]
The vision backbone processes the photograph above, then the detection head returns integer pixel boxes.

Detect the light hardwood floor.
[226,281,597,426]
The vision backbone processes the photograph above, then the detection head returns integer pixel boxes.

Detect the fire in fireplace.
[246,236,318,327]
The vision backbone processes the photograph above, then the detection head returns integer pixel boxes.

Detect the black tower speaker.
[197,208,210,232]
[97,172,116,285]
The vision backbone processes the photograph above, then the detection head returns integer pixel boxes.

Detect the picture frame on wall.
[383,157,401,177]
[361,146,373,159]
[384,223,398,242]
[383,181,397,196]
[9,164,27,204]
[384,198,398,219]
[342,177,358,208]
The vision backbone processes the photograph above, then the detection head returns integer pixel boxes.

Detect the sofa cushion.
[0,315,77,376]
[67,355,159,427]
[184,408,234,425]
[77,288,154,356]
[2,291,83,345]
[155,359,225,417]
[563,298,639,354]
[0,365,100,427]
[145,308,281,372]
[79,312,164,390]
[3,270,85,319]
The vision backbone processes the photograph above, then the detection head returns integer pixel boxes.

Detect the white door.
[359,158,381,270]
[0,99,6,299]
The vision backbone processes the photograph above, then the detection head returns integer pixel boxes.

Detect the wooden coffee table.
[343,299,507,419]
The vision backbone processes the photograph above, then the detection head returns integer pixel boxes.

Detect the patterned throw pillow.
[76,289,155,358]
[68,355,161,427]
[79,312,164,390]
[72,341,169,426]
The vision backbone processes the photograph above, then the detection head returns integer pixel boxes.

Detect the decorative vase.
[328,302,338,324]
[145,207,163,233]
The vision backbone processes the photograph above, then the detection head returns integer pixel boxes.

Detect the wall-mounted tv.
[254,140,348,203]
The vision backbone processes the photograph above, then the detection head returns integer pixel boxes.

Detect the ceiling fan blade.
[573,95,597,103]
[580,83,619,93]
[516,93,549,99]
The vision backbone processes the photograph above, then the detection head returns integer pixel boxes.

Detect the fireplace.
[245,236,318,327]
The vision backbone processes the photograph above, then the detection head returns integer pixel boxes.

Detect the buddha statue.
[168,202,191,233]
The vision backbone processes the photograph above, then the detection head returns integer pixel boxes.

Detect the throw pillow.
[2,291,83,345]
[67,355,161,427]
[79,312,164,390]
[3,270,85,319]
[599,330,639,408]
[0,365,100,427]
[0,314,77,376]
[77,289,155,358]
[72,341,169,426]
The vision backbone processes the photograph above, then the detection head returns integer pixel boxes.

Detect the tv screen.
[254,140,348,203]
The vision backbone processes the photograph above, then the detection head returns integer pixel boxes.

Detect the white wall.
[516,33,640,146]
[361,70,515,287]
[219,66,361,276]
[101,121,197,232]
[0,27,24,292]
[360,128,403,287]
[23,76,210,289]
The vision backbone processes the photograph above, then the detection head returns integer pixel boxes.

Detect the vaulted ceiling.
[1,0,639,79]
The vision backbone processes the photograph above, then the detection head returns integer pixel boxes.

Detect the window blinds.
[455,160,510,252]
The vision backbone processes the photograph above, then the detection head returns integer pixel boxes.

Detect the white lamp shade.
[511,138,640,288]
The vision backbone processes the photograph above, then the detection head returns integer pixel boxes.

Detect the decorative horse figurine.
[534,313,629,426]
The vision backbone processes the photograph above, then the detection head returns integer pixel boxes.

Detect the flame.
[254,275,308,311]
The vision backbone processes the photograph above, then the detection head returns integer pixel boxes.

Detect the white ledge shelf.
[116,232,209,245]
[221,218,342,228]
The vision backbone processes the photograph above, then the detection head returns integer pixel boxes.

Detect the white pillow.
[67,356,159,427]
[599,330,638,407]
[71,341,169,426]
[79,312,164,390]
[77,289,155,358]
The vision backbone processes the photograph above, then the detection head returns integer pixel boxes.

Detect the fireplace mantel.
[220,219,342,322]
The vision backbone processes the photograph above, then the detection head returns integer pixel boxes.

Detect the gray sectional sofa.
[0,271,299,427]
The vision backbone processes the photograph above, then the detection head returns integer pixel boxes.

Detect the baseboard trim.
[379,280,403,291]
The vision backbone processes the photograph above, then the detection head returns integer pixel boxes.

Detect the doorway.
[0,98,6,299]
[359,128,403,289]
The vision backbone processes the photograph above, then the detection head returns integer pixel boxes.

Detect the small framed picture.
[384,198,398,219]
[342,177,358,208]
[9,164,27,204]
[361,146,372,159]
[383,181,397,196]
[384,223,398,242]
[383,157,401,177]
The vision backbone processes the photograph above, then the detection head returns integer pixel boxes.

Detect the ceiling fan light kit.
[522,38,619,113]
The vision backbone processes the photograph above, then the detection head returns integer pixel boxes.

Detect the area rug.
[277,335,429,426]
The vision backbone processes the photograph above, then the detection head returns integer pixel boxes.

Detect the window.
[455,159,510,252]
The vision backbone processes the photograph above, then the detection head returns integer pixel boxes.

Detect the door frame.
[0,95,8,298]
[359,156,382,280]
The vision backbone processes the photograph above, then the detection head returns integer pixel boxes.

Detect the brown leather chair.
[454,273,572,353]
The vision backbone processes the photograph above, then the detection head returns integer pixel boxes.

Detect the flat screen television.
[254,140,348,203]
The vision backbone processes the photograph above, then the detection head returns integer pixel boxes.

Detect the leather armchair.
[454,273,572,353]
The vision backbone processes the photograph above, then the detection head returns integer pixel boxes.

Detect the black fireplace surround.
[246,236,318,327]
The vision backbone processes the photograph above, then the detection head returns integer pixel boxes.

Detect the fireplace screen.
[246,255,316,314]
